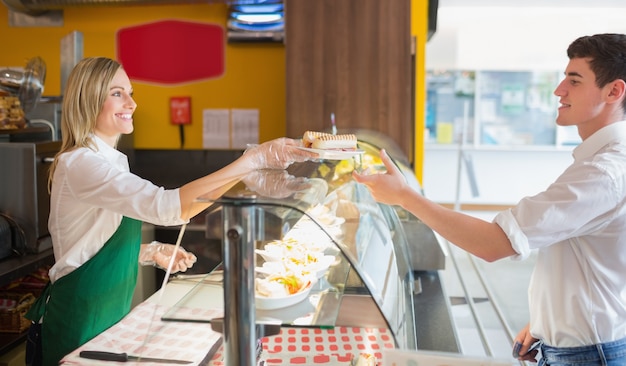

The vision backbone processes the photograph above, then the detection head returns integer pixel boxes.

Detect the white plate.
[255,282,313,310]
[257,255,336,279]
[297,146,365,160]
[255,249,282,262]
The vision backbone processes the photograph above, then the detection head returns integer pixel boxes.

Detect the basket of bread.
[0,292,36,333]
[0,95,26,130]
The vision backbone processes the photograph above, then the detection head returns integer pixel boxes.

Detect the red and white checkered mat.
[60,302,223,365]
[59,300,394,365]
[209,327,395,365]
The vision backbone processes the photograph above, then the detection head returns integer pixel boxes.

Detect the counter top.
[61,269,461,365]
[61,280,224,365]
[160,271,463,357]
[413,270,460,353]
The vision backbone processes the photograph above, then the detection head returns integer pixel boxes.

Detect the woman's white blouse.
[48,136,186,282]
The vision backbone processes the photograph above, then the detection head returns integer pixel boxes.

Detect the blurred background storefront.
[423,0,626,209]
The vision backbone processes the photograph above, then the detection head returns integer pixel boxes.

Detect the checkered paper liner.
[60,301,223,365]
[59,301,394,365]
[209,326,395,365]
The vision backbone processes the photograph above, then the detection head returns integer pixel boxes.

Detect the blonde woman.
[25,57,314,366]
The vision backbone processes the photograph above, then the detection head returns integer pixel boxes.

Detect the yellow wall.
[0,3,286,149]
[1,1,428,177]
[412,0,428,183]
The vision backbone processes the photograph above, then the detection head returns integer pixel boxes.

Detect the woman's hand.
[139,241,197,273]
[352,149,411,207]
[244,138,317,170]
[242,170,312,198]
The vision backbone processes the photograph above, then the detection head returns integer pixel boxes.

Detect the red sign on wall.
[116,20,225,84]
[170,96,191,125]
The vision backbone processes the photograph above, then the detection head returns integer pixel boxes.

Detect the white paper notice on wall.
[231,109,259,149]
[202,109,230,149]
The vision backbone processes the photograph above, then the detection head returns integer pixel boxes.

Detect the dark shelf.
[0,249,53,356]
[0,126,49,136]
[0,331,27,356]
[0,248,54,289]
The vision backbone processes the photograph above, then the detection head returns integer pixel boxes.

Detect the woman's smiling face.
[94,68,137,146]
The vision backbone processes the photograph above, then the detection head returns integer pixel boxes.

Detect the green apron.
[26,216,142,366]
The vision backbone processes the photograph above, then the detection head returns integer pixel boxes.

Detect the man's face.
[553,57,607,131]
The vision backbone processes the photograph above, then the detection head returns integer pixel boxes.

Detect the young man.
[354,33,626,365]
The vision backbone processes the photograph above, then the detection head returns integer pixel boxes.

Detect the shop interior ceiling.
[2,0,281,15]
[5,0,625,15]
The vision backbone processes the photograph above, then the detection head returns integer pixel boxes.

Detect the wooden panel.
[286,0,413,162]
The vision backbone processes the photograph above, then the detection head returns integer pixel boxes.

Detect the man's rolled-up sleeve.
[494,209,530,260]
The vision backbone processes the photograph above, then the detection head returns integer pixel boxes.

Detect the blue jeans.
[538,337,626,365]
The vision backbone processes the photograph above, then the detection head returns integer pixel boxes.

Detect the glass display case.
[162,145,418,365]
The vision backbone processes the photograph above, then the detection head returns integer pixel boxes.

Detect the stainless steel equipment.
[0,57,46,114]
[0,141,60,254]
[23,31,83,142]
[26,96,62,141]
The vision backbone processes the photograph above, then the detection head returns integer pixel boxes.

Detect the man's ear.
[607,79,626,101]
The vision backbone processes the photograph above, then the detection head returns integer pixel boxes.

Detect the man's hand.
[352,149,410,207]
[513,323,540,362]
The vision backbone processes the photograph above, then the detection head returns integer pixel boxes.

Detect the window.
[426,69,576,147]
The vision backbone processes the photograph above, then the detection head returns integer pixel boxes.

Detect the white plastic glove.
[244,138,318,170]
[242,170,312,198]
[139,241,197,273]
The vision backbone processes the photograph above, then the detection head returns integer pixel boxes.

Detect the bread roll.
[311,134,357,150]
[302,130,357,150]
[302,130,331,148]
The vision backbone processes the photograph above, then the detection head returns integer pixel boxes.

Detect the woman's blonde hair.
[48,57,122,191]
